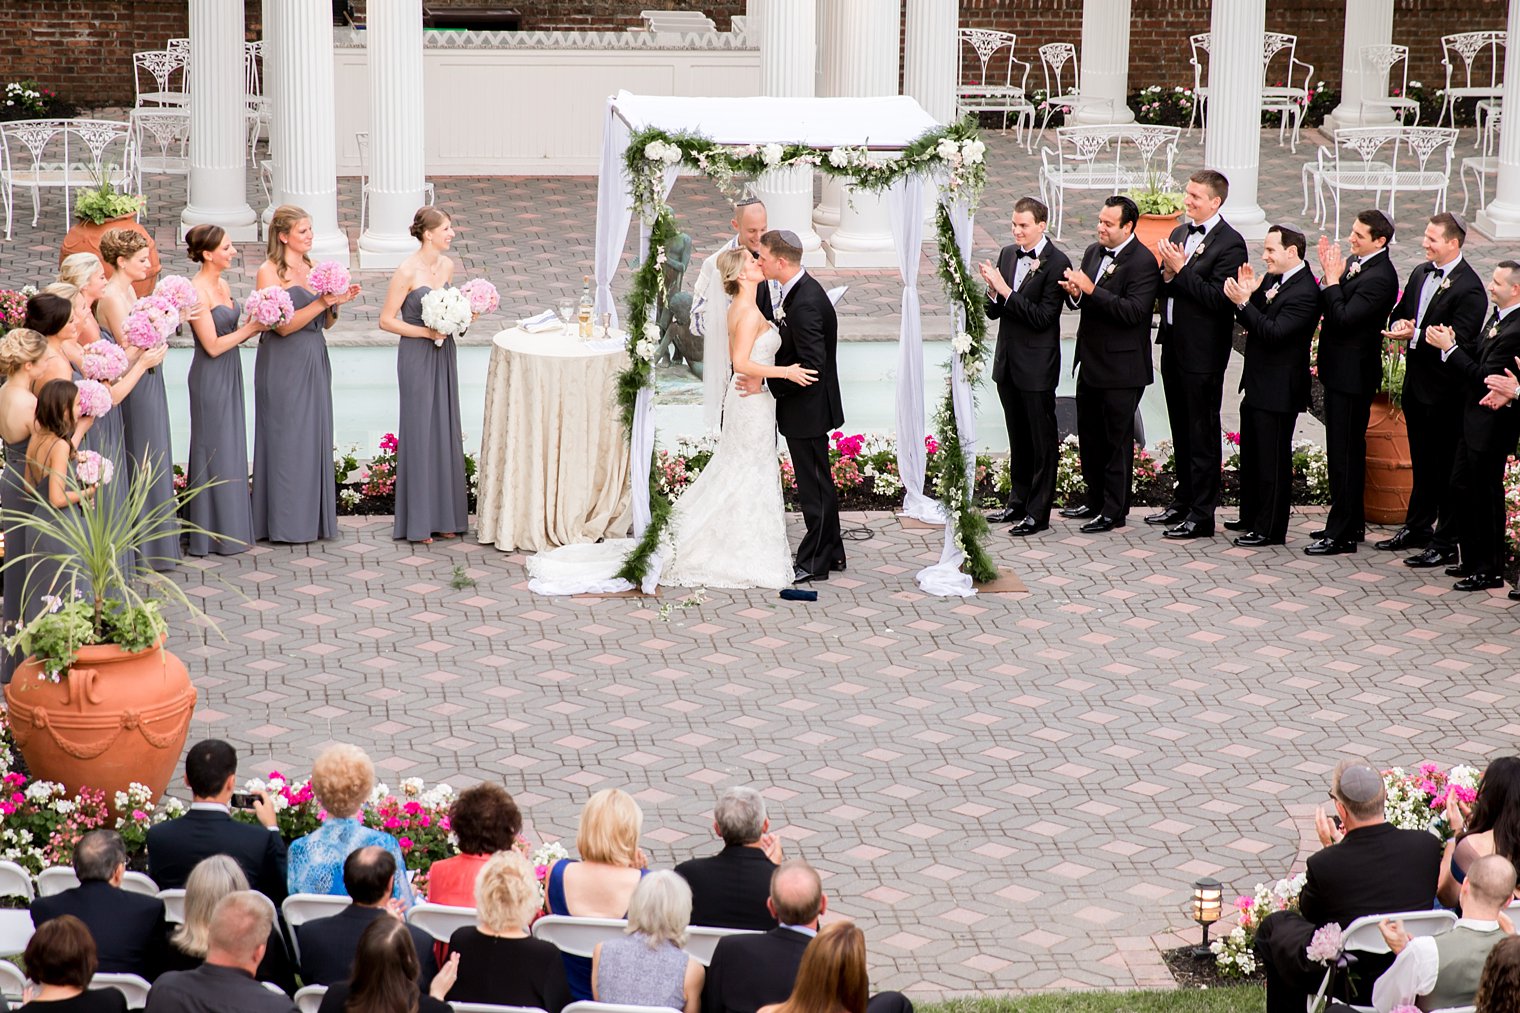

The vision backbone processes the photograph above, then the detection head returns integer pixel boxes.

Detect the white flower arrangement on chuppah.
[420,287,473,347]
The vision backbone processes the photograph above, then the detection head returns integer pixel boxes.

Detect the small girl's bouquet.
[420,287,472,348]
[458,278,500,316]
[74,450,113,486]
[307,261,352,298]
[74,379,113,419]
[244,287,296,329]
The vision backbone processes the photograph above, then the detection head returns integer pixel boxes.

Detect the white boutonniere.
[1489,322,1501,339]
[1439,277,1452,293]
[1346,261,1362,278]
[1264,284,1280,303]
[1191,243,1207,261]
[774,303,786,325]
[1018,260,1041,290]
[1099,259,1118,281]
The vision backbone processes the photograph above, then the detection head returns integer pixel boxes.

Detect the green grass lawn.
[920,986,1265,1013]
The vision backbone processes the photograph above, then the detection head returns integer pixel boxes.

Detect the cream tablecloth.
[476,327,632,552]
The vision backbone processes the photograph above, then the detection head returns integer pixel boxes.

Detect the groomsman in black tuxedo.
[978,196,1071,536]
[1223,224,1321,547]
[1306,210,1400,555]
[1423,262,1520,591]
[1377,213,1487,568]
[1056,195,1160,533]
[1148,169,1249,540]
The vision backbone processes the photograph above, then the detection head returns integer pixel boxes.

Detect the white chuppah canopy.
[590,91,981,596]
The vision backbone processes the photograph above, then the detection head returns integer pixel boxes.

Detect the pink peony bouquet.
[1305,923,1344,964]
[459,278,500,316]
[74,450,113,487]
[307,261,351,297]
[121,311,165,350]
[244,286,295,328]
[131,294,180,340]
[154,274,198,312]
[74,380,113,419]
[80,340,128,382]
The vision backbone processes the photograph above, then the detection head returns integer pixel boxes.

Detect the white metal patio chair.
[132,49,189,109]
[1437,31,1504,135]
[1305,126,1458,238]
[0,118,135,239]
[1260,32,1314,152]
[1032,42,1114,151]
[955,29,1034,145]
[1039,124,1179,240]
[1360,44,1420,125]
[1462,108,1501,213]
[130,107,191,192]
[355,130,435,233]
[1186,32,1211,135]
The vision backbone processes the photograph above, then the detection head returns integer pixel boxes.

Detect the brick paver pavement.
[167,504,1516,998]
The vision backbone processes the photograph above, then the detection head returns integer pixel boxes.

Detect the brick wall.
[9,1,1504,108]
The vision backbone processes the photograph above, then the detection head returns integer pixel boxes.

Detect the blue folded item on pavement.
[780,588,818,602]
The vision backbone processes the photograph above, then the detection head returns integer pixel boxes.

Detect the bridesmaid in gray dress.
[252,205,360,544]
[378,207,469,543]
[0,329,58,682]
[96,228,180,571]
[186,225,267,556]
[23,380,95,623]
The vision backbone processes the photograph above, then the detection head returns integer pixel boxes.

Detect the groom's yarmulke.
[776,230,802,248]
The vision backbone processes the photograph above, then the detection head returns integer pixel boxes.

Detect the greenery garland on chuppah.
[613,116,996,586]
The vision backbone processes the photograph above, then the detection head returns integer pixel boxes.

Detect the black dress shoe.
[1304,538,1357,556]
[1404,547,1457,568]
[985,507,1023,524]
[1510,587,1520,602]
[1162,520,1214,540]
[1375,528,1430,551]
[792,566,820,584]
[1445,563,1470,578]
[1232,532,1283,547]
[1079,515,1118,533]
[1453,574,1505,592]
[1311,527,1366,541]
[1059,504,1096,519]
[1145,507,1186,526]
[831,559,846,572]
[1008,517,1048,537]
[1223,518,1249,532]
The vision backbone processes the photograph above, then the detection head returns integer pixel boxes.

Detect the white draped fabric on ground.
[557,91,986,596]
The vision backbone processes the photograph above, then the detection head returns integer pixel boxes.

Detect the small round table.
[475,327,632,552]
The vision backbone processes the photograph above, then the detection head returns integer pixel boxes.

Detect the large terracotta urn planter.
[60,215,160,298]
[1365,394,1413,525]
[1133,212,1183,265]
[3,638,195,808]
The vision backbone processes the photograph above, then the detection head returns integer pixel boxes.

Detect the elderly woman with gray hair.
[591,871,704,1013]
[674,786,784,930]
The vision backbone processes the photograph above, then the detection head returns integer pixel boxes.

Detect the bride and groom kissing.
[527,224,845,593]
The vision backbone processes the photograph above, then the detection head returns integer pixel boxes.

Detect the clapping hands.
[1425,323,1456,352]
[1383,318,1416,342]
[1222,264,1260,308]
[1481,366,1520,409]
[1059,266,1094,298]
[1157,238,1187,275]
[978,260,1011,298]
[1317,236,1346,284]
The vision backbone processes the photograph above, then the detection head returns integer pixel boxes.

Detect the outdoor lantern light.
[1192,877,1223,958]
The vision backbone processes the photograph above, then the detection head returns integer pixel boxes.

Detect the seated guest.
[674,787,782,930]
[757,921,868,1013]
[162,856,297,994]
[146,740,286,903]
[145,891,296,1013]
[447,851,570,1012]
[1255,760,1445,1013]
[425,782,522,907]
[1373,854,1517,1013]
[30,830,168,980]
[592,871,703,1013]
[287,744,413,905]
[16,915,128,1013]
[1439,755,1520,909]
[703,860,911,1013]
[545,788,650,1000]
[296,847,437,989]
[315,919,457,1013]
[1476,935,1520,1013]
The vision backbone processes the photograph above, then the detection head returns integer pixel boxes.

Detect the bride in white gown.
[527,249,817,593]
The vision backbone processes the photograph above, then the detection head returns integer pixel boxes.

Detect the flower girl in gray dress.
[186,225,269,555]
[377,207,469,544]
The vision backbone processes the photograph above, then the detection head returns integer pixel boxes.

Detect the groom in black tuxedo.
[746,229,845,583]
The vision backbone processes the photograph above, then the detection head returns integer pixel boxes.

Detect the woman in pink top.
[427,783,523,905]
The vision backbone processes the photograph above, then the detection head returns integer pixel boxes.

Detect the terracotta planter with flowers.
[59,180,158,297]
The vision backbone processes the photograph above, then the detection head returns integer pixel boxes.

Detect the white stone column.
[1204,0,1267,240]
[270,0,348,262]
[1476,0,1520,239]
[1323,0,1396,130]
[821,0,900,268]
[812,0,847,237]
[755,0,824,266]
[181,0,259,240]
[358,0,425,268]
[260,0,283,229]
[1074,0,1134,125]
[904,0,957,123]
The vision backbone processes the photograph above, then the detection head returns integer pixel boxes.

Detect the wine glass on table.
[558,300,575,336]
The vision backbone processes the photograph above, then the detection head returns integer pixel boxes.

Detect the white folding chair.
[295,984,329,1013]
[35,866,80,897]
[91,972,153,1009]
[121,871,161,898]
[451,1005,550,1013]
[158,887,187,923]
[1306,909,1457,1013]
[562,1003,681,1013]
[0,958,26,1002]
[530,915,627,957]
[0,860,34,902]
[683,925,758,966]
[1360,44,1421,125]
[0,909,34,956]
[281,893,353,962]
[406,902,478,944]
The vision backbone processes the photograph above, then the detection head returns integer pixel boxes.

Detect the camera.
[230,792,257,810]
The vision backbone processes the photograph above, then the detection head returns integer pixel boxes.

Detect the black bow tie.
[1101,249,1117,260]
[1015,248,1039,259]
[1430,266,1446,279]
[1186,224,1206,236]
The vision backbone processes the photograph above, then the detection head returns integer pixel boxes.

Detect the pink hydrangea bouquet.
[74,379,113,419]
[458,278,500,316]
[80,340,128,382]
[307,261,351,297]
[74,450,113,486]
[153,274,198,312]
[131,294,180,341]
[244,286,296,328]
[121,311,166,350]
